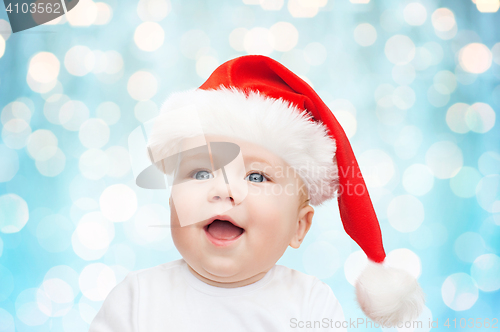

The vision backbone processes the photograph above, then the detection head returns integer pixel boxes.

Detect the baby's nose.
[208,169,247,205]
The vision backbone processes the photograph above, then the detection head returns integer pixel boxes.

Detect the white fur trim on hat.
[147,87,339,206]
[355,261,425,327]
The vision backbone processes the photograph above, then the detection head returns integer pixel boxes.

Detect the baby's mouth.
[204,220,245,241]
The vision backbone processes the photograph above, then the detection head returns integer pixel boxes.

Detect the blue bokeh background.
[0,0,499,331]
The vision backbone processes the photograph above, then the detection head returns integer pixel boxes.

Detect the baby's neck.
[186,264,269,288]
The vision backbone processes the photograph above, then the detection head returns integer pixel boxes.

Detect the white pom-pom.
[355,261,425,327]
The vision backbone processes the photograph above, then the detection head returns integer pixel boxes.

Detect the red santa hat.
[143,55,425,327]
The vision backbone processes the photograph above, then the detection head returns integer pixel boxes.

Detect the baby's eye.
[245,172,269,183]
[192,170,213,180]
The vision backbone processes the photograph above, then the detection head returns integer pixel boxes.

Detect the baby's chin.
[191,259,271,287]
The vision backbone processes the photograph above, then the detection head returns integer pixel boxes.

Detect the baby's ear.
[289,205,314,249]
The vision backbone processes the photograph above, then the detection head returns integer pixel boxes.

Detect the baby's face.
[168,134,313,287]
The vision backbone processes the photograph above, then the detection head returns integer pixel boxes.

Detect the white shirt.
[88,259,346,332]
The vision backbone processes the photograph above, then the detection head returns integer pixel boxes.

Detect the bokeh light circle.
[103,50,124,75]
[134,100,159,123]
[476,174,500,213]
[1,119,32,149]
[475,0,500,12]
[270,22,298,52]
[402,164,434,196]
[28,52,60,84]
[26,129,58,161]
[392,85,415,110]
[431,8,456,32]
[387,195,425,233]
[0,144,19,182]
[137,0,171,22]
[43,265,80,299]
[43,94,70,125]
[288,0,320,18]
[392,64,416,85]
[74,211,115,254]
[459,43,493,74]
[66,0,98,26]
[358,149,395,188]
[76,222,111,250]
[129,204,172,249]
[196,55,219,79]
[380,9,402,33]
[385,248,422,278]
[0,194,29,234]
[134,22,165,52]
[15,288,49,326]
[103,243,136,271]
[385,35,416,65]
[0,20,10,41]
[425,141,463,179]
[0,307,15,332]
[62,308,90,331]
[100,184,138,222]
[37,278,74,317]
[446,103,470,134]
[79,263,116,301]
[64,45,95,76]
[471,254,500,292]
[478,151,500,176]
[344,250,368,286]
[450,166,482,198]
[441,273,478,311]
[79,119,110,149]
[304,42,327,66]
[465,102,496,133]
[94,2,113,25]
[59,100,90,131]
[412,46,433,71]
[260,0,285,10]
[180,29,210,59]
[127,71,158,101]
[35,147,66,177]
[353,23,377,47]
[244,27,275,55]
[106,146,131,178]
[1,101,32,124]
[434,70,457,94]
[454,232,486,263]
[427,85,450,107]
[332,110,357,138]
[229,27,248,52]
[403,2,427,26]
[0,35,5,59]
[79,149,110,180]
[96,101,120,125]
[455,64,477,85]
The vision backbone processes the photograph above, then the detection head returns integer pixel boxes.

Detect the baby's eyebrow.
[243,156,277,168]
[177,151,277,168]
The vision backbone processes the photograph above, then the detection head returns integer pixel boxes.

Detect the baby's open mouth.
[204,220,244,241]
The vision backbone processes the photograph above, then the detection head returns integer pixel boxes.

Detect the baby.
[89,55,424,331]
